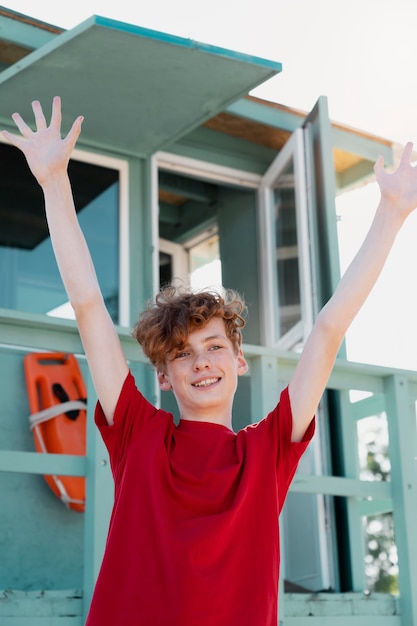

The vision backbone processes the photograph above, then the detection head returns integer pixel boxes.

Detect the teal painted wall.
[0,347,84,590]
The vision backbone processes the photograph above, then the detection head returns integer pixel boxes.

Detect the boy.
[3,97,417,625]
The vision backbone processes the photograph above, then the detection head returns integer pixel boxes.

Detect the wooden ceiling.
[204,96,392,176]
[205,110,291,152]
[0,40,32,65]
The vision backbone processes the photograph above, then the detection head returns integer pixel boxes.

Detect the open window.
[258,128,314,351]
[156,155,260,323]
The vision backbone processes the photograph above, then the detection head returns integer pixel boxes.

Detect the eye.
[174,351,189,359]
[209,345,222,351]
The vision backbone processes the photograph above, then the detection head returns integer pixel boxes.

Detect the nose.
[193,351,211,370]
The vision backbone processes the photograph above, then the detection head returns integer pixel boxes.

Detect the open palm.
[374,142,417,220]
[1,96,83,186]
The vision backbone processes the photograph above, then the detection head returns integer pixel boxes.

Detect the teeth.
[193,378,219,387]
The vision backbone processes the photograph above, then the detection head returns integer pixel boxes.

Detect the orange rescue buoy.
[24,352,87,512]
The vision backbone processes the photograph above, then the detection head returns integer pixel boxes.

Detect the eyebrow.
[183,333,227,348]
[203,334,227,343]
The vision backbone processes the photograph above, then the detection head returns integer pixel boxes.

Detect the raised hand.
[374,141,417,221]
[1,96,83,187]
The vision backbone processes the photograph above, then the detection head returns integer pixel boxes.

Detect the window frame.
[258,128,314,350]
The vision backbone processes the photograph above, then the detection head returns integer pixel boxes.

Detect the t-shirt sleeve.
[274,385,315,511]
[94,370,159,479]
[251,385,315,513]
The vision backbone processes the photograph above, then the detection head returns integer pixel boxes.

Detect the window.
[0,142,121,323]
[156,154,260,304]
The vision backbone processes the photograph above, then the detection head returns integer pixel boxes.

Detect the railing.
[0,308,416,625]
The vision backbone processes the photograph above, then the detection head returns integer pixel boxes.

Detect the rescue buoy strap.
[29,400,87,430]
[52,383,86,420]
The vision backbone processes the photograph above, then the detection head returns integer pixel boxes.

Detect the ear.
[157,370,172,391]
[237,350,249,377]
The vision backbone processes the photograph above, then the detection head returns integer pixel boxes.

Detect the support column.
[83,371,113,622]
[384,375,417,626]
[338,389,367,591]
[249,355,287,624]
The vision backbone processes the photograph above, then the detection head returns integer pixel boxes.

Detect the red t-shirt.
[86,371,314,626]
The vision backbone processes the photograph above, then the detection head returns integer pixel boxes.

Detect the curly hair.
[133,285,247,371]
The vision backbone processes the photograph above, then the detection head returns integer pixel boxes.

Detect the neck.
[179,408,233,430]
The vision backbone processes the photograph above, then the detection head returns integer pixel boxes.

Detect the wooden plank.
[283,619,400,625]
[290,473,391,499]
[0,309,144,362]
[283,592,400,624]
[0,589,83,619]
[0,450,86,476]
[1,615,84,626]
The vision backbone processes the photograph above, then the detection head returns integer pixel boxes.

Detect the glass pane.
[159,251,174,288]
[189,235,222,291]
[273,157,301,337]
[357,413,390,482]
[0,143,120,323]
[363,513,398,594]
[357,410,398,593]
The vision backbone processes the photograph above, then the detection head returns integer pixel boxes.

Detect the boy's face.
[157,317,248,428]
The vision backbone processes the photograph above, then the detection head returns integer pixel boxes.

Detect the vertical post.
[83,371,113,623]
[250,355,287,624]
[384,374,417,626]
[249,354,280,422]
[338,389,367,591]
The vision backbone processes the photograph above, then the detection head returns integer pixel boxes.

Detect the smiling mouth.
[192,377,220,388]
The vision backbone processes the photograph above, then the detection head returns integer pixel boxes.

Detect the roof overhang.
[0,15,282,156]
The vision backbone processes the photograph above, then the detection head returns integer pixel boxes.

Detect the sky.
[3,0,417,371]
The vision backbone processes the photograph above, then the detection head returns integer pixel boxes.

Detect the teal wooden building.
[0,7,416,625]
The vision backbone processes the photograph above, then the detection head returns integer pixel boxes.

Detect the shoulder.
[239,385,314,451]
[95,370,162,433]
[240,386,292,437]
[95,370,174,474]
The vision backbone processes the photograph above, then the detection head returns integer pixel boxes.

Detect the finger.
[11,111,32,137]
[1,129,25,149]
[63,115,84,151]
[50,96,62,130]
[373,154,384,174]
[400,141,414,165]
[31,100,47,130]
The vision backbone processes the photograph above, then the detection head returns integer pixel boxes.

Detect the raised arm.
[2,97,129,424]
[289,142,417,441]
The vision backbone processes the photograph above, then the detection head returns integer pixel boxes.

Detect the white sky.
[3,0,417,371]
